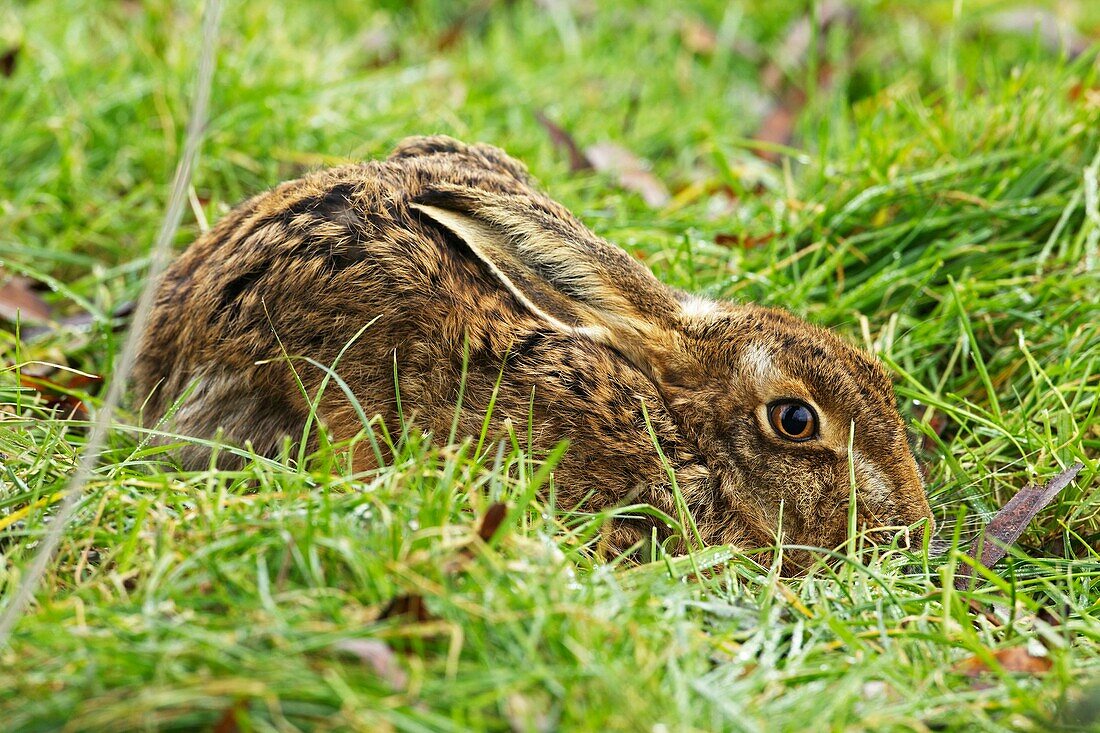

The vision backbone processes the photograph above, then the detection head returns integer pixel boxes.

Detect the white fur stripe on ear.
[410,202,610,341]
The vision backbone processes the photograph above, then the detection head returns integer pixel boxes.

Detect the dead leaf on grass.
[380,591,436,623]
[477,501,508,543]
[753,1,854,162]
[954,462,1084,591]
[0,44,18,78]
[334,638,409,691]
[434,1,493,52]
[585,142,670,208]
[0,274,51,324]
[359,25,400,68]
[955,646,1053,678]
[380,502,509,623]
[752,93,805,163]
[535,111,592,172]
[19,371,102,421]
[761,0,854,93]
[714,231,775,249]
[211,699,247,733]
[680,17,717,56]
[1068,82,1100,109]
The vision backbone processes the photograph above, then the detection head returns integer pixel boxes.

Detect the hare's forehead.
[738,342,775,382]
[733,333,894,405]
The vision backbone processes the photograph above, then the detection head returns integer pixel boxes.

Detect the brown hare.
[133,135,934,570]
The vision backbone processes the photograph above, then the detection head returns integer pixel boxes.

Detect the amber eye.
[767,401,818,442]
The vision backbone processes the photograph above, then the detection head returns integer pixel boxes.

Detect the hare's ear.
[410,187,683,368]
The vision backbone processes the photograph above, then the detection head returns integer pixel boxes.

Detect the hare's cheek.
[839,452,901,520]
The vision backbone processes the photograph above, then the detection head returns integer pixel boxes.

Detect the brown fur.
[133,135,933,571]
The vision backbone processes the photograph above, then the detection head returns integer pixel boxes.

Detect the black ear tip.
[410,189,455,207]
[410,187,481,213]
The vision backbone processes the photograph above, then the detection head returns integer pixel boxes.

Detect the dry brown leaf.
[1037,604,1064,631]
[435,1,493,52]
[761,0,854,93]
[477,501,508,543]
[19,372,102,421]
[380,591,435,623]
[435,19,467,51]
[955,646,1052,678]
[0,45,18,78]
[954,462,1084,591]
[359,25,400,69]
[585,142,670,208]
[1068,82,1100,110]
[211,699,247,733]
[680,17,717,56]
[714,232,775,249]
[334,638,409,691]
[380,502,509,623]
[535,111,592,172]
[753,1,853,161]
[0,275,52,325]
[751,92,803,163]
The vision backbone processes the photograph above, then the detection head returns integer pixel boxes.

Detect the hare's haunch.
[134,136,933,567]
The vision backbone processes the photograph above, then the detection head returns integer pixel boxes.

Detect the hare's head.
[412,182,933,570]
[656,300,934,569]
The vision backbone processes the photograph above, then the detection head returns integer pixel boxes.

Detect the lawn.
[1,0,1099,730]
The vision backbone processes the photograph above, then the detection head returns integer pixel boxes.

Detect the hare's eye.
[768,401,817,442]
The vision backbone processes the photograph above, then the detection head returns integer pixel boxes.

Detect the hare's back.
[135,141,539,424]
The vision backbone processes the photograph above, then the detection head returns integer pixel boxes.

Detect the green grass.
[2,0,1099,730]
